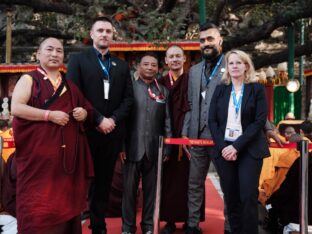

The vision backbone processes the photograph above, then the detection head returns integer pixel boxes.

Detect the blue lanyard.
[202,54,223,86]
[231,84,244,117]
[97,57,110,81]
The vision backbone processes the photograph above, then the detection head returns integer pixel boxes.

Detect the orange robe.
[259,148,299,205]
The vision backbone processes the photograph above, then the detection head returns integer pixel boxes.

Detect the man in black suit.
[120,52,172,234]
[66,16,133,234]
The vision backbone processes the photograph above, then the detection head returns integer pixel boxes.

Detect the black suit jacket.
[208,82,270,159]
[126,79,172,163]
[66,48,133,138]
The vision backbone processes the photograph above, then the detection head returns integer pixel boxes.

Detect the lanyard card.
[104,80,110,100]
[224,123,242,142]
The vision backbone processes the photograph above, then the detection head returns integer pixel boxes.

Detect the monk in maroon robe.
[11,38,94,234]
[159,45,205,234]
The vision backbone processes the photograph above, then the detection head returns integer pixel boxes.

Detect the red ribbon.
[164,138,214,146]
[164,138,312,149]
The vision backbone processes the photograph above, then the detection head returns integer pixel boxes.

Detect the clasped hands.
[48,107,87,126]
[222,145,237,161]
[97,117,116,134]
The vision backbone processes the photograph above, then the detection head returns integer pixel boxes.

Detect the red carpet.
[82,176,224,233]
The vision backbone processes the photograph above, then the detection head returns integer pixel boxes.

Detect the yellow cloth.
[259,148,287,185]
[0,128,16,162]
[258,148,299,206]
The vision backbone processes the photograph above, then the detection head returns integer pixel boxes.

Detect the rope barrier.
[164,138,312,149]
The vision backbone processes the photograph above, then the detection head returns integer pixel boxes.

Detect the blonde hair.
[221,49,257,85]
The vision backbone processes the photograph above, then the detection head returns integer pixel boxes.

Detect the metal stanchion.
[0,137,3,211]
[299,140,309,234]
[153,136,164,234]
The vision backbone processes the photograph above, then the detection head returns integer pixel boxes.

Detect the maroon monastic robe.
[12,69,94,234]
[158,73,205,222]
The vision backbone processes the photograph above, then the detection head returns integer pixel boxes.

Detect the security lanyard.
[148,79,165,101]
[97,57,110,81]
[231,84,244,118]
[202,54,224,86]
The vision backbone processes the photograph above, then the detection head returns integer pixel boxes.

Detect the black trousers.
[122,155,157,233]
[213,152,263,234]
[87,131,121,231]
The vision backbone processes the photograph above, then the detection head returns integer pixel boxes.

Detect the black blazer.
[126,79,172,163]
[66,48,133,138]
[208,82,270,159]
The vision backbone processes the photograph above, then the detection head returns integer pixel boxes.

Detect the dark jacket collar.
[93,47,110,60]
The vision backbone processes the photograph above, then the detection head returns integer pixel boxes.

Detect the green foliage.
[117,6,187,42]
[206,0,218,17]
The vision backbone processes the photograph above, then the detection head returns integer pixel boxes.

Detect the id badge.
[104,80,110,100]
[201,90,206,99]
[224,123,242,141]
[156,98,166,104]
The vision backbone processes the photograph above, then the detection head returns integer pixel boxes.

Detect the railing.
[153,137,311,234]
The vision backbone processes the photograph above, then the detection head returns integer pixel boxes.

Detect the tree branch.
[254,41,312,69]
[159,0,178,13]
[115,0,143,12]
[66,0,90,7]
[0,29,74,43]
[1,0,73,14]
[223,0,312,51]
[212,0,226,25]
[229,0,280,11]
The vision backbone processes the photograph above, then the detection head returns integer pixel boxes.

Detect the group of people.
[10,15,294,234]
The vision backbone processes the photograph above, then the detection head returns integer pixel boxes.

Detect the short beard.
[98,44,108,50]
[201,47,220,62]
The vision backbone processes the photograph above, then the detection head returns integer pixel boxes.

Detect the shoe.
[161,222,176,234]
[122,232,134,234]
[185,226,202,234]
[224,230,231,234]
[262,209,279,232]
[80,210,90,220]
[144,231,152,234]
[92,229,107,234]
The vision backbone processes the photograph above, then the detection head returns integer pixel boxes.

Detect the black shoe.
[81,210,90,221]
[262,209,279,232]
[92,229,107,234]
[224,230,231,234]
[161,222,176,234]
[185,226,202,234]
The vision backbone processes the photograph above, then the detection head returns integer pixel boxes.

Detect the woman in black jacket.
[209,49,270,234]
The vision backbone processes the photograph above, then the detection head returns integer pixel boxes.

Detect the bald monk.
[11,37,95,234]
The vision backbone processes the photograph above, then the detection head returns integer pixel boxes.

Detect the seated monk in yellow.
[0,120,15,162]
[259,120,311,205]
[0,127,15,162]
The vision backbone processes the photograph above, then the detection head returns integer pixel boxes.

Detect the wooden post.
[5,8,13,64]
